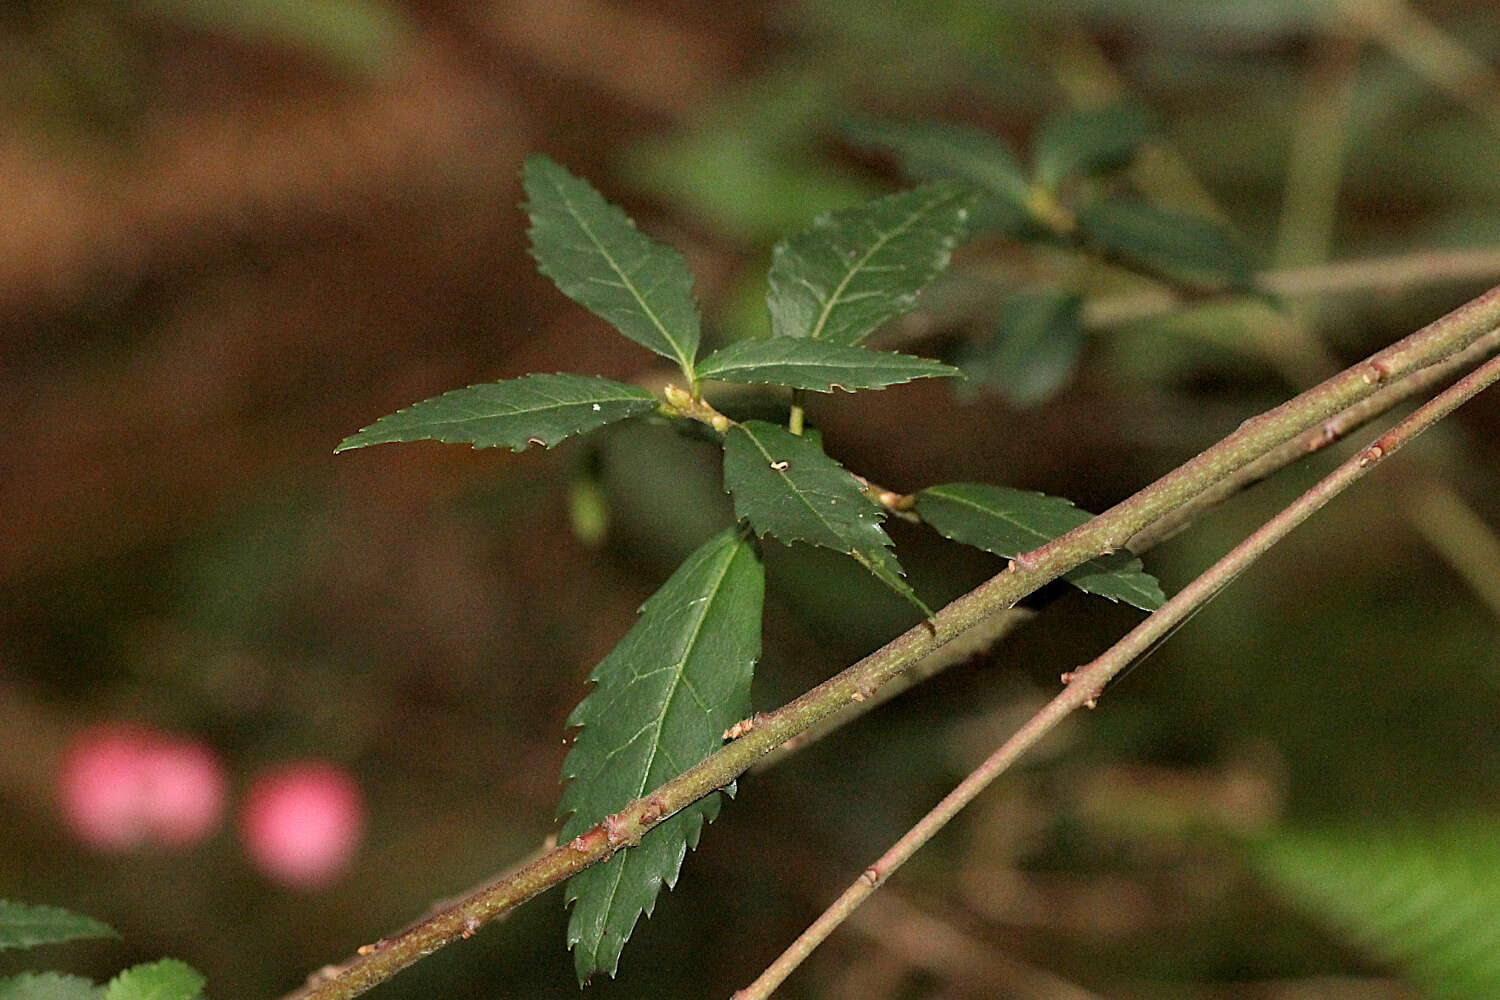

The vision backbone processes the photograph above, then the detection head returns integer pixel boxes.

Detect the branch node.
[1361,359,1393,384]
[723,718,753,741]
[460,917,481,940]
[637,793,671,827]
[1311,419,1343,450]
[1358,444,1384,467]
[603,812,634,849]
[859,866,884,888]
[723,712,768,741]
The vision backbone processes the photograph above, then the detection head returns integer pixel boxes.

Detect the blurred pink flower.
[239,761,365,889]
[58,723,227,851]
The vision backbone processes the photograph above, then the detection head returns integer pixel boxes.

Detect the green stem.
[1128,323,1500,552]
[732,344,1500,1000]
[789,389,806,436]
[283,284,1500,1000]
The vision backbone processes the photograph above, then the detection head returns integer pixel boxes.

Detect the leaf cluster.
[0,901,206,1000]
[847,105,1256,408]
[339,151,1167,982]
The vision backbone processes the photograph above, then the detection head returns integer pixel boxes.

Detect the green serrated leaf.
[334,374,658,453]
[1077,198,1254,291]
[1255,818,1500,1000]
[724,421,928,615]
[0,902,116,953]
[102,960,203,1000]
[842,117,1032,234]
[697,340,960,392]
[959,291,1085,408]
[1032,104,1151,189]
[915,483,1164,611]
[767,182,974,346]
[0,973,103,1000]
[565,803,714,985]
[558,529,764,982]
[524,155,702,377]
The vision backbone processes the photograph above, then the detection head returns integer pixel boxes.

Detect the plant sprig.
[312,137,1500,996]
[334,153,1169,984]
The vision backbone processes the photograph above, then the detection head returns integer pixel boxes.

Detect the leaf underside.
[334,374,658,453]
[524,154,703,376]
[0,901,116,952]
[103,960,205,1000]
[723,420,927,615]
[767,181,974,346]
[697,339,960,392]
[558,529,764,982]
[915,483,1164,611]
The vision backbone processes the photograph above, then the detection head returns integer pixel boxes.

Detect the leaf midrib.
[586,540,741,940]
[807,186,957,342]
[411,387,647,430]
[550,175,695,378]
[926,486,1161,607]
[703,354,931,376]
[924,486,1122,575]
[738,424,879,553]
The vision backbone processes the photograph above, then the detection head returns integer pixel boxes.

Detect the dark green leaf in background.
[842,117,1032,234]
[916,483,1164,610]
[622,73,877,243]
[767,182,974,346]
[0,972,103,1000]
[102,961,204,1000]
[524,155,703,378]
[334,374,658,453]
[0,902,116,953]
[724,421,927,614]
[959,291,1084,408]
[697,339,960,392]
[1077,198,1254,291]
[1032,104,1152,189]
[1255,818,1500,1000]
[558,529,764,982]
